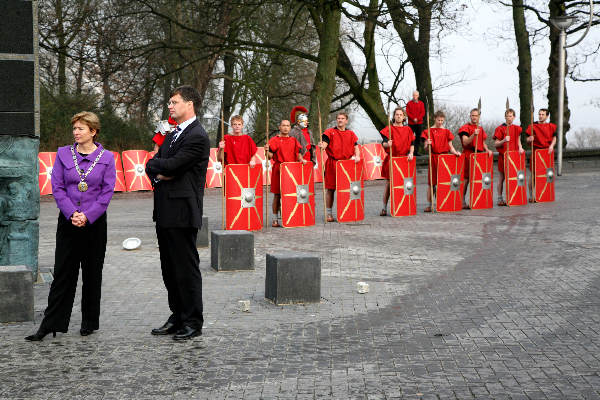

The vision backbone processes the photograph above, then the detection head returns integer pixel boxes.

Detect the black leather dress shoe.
[173,326,202,341]
[151,321,179,336]
[80,328,96,336]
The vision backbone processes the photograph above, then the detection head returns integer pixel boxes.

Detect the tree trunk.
[308,2,342,142]
[386,0,434,118]
[547,0,571,147]
[218,51,236,143]
[512,0,533,138]
[55,0,67,95]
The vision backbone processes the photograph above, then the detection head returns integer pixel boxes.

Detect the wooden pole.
[505,97,510,205]
[264,96,270,231]
[388,107,394,216]
[470,97,481,208]
[221,108,226,230]
[530,100,535,203]
[426,97,435,212]
[317,103,327,224]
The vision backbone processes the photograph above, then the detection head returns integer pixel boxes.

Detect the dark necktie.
[169,126,182,148]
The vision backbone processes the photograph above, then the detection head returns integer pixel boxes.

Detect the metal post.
[557,29,566,176]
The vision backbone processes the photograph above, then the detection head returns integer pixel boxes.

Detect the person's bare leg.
[497,172,505,204]
[382,181,390,215]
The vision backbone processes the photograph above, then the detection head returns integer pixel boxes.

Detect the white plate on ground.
[122,237,142,250]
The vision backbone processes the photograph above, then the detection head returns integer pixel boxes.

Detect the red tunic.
[379,125,415,180]
[323,127,358,190]
[406,100,425,125]
[152,132,166,147]
[493,124,522,174]
[421,128,454,186]
[459,124,488,180]
[223,134,258,165]
[526,122,556,149]
[268,135,302,194]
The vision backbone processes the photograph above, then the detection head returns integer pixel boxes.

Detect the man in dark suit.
[146,85,209,341]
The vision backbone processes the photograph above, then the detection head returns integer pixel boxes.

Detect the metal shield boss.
[336,159,365,222]
[390,156,417,216]
[225,164,263,230]
[280,162,315,227]
[436,154,464,212]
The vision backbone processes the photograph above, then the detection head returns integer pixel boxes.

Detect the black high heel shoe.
[25,329,56,341]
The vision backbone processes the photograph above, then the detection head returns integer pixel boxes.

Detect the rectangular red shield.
[206,148,223,188]
[390,156,417,217]
[436,154,464,212]
[506,151,527,206]
[122,150,153,191]
[313,147,327,183]
[361,143,385,181]
[280,162,315,228]
[534,149,555,203]
[469,152,493,210]
[336,160,364,223]
[38,152,57,195]
[225,164,263,231]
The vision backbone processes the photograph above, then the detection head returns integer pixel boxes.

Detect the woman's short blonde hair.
[71,111,101,138]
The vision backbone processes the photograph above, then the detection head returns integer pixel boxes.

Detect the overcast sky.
[350,0,600,144]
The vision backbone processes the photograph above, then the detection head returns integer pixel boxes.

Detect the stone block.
[210,230,254,271]
[265,252,321,305]
[0,1,33,54]
[0,61,34,112]
[0,265,33,322]
[196,216,209,248]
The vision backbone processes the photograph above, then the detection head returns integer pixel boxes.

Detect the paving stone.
[0,170,599,398]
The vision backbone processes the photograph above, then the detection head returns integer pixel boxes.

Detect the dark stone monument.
[210,230,254,271]
[265,252,321,305]
[0,1,40,278]
[0,265,34,322]
[196,216,209,248]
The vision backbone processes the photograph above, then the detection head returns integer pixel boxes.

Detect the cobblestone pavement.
[1,169,600,399]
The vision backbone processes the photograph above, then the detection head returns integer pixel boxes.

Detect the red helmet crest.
[290,106,308,123]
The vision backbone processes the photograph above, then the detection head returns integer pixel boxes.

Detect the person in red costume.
[406,90,426,155]
[318,112,361,222]
[379,107,415,216]
[152,116,177,152]
[217,115,260,166]
[289,106,315,163]
[265,120,307,227]
[459,108,493,209]
[525,108,556,202]
[421,111,462,212]
[493,109,524,206]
